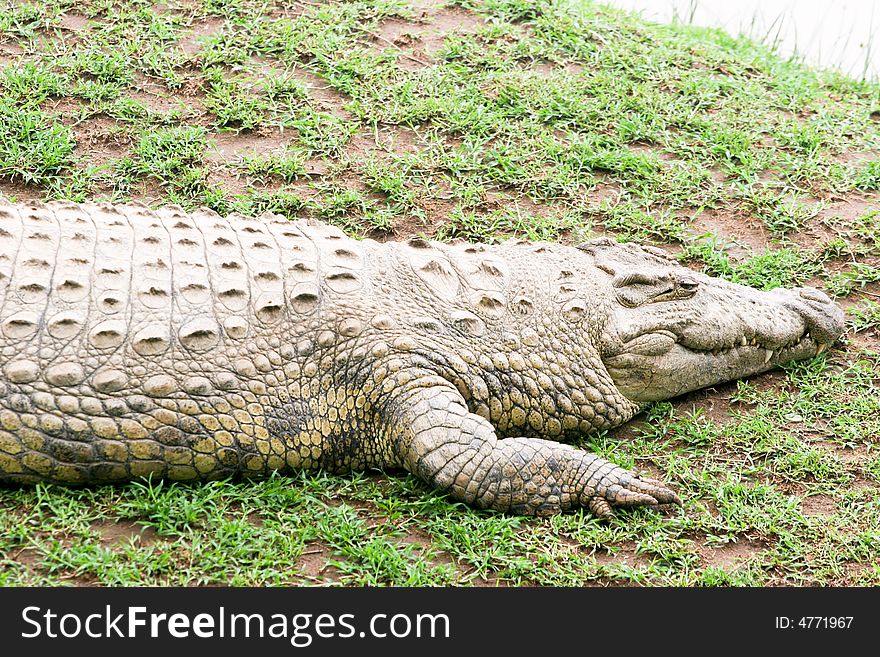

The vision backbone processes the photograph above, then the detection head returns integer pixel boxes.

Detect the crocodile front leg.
[386,374,681,517]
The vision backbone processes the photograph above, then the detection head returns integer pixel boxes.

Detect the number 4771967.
[775,617,853,629]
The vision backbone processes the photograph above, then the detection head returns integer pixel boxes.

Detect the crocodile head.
[579,238,845,403]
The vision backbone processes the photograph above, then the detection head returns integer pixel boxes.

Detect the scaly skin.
[0,201,844,517]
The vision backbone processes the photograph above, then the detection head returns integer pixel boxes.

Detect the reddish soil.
[91,519,162,546]
[296,542,342,584]
[700,536,767,568]
[369,4,484,69]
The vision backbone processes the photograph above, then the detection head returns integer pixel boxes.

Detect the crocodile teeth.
[816,343,827,355]
[763,349,773,364]
[741,336,748,346]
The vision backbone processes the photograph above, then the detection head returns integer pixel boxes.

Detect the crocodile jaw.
[604,332,825,402]
[602,286,844,403]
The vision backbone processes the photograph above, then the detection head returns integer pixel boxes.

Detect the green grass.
[0,0,878,586]
[238,147,308,182]
[0,102,76,184]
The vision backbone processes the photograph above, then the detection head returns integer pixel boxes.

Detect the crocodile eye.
[677,276,699,298]
[612,270,674,306]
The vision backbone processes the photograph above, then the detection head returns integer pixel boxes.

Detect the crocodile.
[0,200,844,517]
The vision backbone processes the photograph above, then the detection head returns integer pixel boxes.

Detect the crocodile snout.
[776,287,845,346]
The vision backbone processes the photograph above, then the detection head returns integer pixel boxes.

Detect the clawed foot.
[583,467,681,519]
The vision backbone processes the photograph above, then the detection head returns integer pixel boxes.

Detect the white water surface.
[601,0,880,81]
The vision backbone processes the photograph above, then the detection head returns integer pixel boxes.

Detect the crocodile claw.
[583,465,681,518]
[588,497,614,518]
